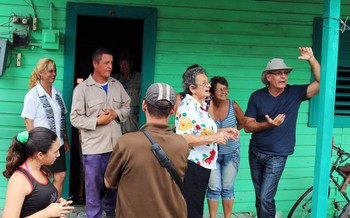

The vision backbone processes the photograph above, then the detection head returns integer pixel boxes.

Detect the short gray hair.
[182,66,207,95]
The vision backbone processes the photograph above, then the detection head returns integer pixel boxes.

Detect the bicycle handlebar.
[332,144,350,162]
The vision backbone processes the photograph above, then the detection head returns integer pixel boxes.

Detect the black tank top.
[17,168,58,218]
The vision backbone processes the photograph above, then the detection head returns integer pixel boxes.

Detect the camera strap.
[141,129,182,189]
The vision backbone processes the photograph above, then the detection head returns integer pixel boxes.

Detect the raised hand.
[298,47,314,61]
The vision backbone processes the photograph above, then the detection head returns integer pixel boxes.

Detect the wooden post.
[312,0,340,217]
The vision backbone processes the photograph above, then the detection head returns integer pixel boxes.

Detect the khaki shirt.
[70,75,130,154]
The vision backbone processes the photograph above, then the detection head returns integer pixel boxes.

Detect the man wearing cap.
[244,47,320,218]
[104,83,189,217]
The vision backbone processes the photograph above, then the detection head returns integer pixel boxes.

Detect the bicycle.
[287,142,350,218]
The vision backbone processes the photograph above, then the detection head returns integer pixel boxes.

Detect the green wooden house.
[0,0,350,216]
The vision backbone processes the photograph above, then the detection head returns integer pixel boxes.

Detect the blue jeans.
[83,153,116,218]
[207,147,240,200]
[249,149,287,218]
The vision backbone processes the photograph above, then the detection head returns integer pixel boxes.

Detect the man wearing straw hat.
[244,47,321,218]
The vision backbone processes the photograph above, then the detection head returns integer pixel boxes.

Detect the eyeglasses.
[215,87,228,93]
[268,71,290,76]
[196,81,211,87]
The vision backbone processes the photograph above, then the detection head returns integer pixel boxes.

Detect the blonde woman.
[21,58,69,199]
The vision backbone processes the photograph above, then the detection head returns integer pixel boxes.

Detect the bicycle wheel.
[287,186,313,218]
[338,202,350,218]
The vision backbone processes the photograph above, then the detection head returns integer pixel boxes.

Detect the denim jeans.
[207,147,240,200]
[249,149,287,218]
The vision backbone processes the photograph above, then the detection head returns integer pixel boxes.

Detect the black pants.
[47,145,66,172]
[181,160,211,218]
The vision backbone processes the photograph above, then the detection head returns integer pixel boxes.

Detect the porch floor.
[0,204,255,218]
[68,204,255,218]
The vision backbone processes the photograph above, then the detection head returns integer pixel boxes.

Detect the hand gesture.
[57,197,73,206]
[97,109,117,125]
[64,141,70,153]
[298,47,314,61]
[214,128,240,145]
[265,114,285,127]
[223,127,240,141]
[45,201,74,218]
[214,132,229,145]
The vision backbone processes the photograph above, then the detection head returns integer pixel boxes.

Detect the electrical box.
[0,39,10,77]
[13,32,29,48]
[12,15,30,48]
[42,29,59,50]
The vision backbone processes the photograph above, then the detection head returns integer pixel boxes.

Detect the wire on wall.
[327,16,350,33]
[24,0,38,31]
[340,16,350,33]
[24,0,37,18]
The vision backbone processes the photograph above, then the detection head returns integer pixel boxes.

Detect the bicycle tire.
[338,202,350,218]
[287,186,313,218]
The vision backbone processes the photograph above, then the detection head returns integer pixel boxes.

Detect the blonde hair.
[29,58,56,89]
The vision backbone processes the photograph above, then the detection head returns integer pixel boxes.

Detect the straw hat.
[261,58,293,86]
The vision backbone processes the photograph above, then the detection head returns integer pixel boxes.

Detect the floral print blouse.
[175,94,218,169]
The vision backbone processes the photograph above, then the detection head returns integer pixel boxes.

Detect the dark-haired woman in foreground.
[3,127,74,218]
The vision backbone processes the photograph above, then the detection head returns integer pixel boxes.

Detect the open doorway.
[64,3,157,202]
[74,15,143,80]
[70,15,144,203]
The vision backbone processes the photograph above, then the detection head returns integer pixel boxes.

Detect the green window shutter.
[335,67,350,115]
[309,17,350,127]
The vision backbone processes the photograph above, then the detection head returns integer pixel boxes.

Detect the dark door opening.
[69,15,144,203]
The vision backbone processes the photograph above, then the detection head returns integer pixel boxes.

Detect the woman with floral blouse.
[175,65,239,218]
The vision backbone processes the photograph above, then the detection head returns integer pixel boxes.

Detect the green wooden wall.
[1,0,350,216]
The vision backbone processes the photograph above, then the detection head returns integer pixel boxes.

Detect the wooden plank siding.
[0,0,350,216]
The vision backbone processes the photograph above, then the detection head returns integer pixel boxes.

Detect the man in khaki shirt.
[71,48,130,218]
